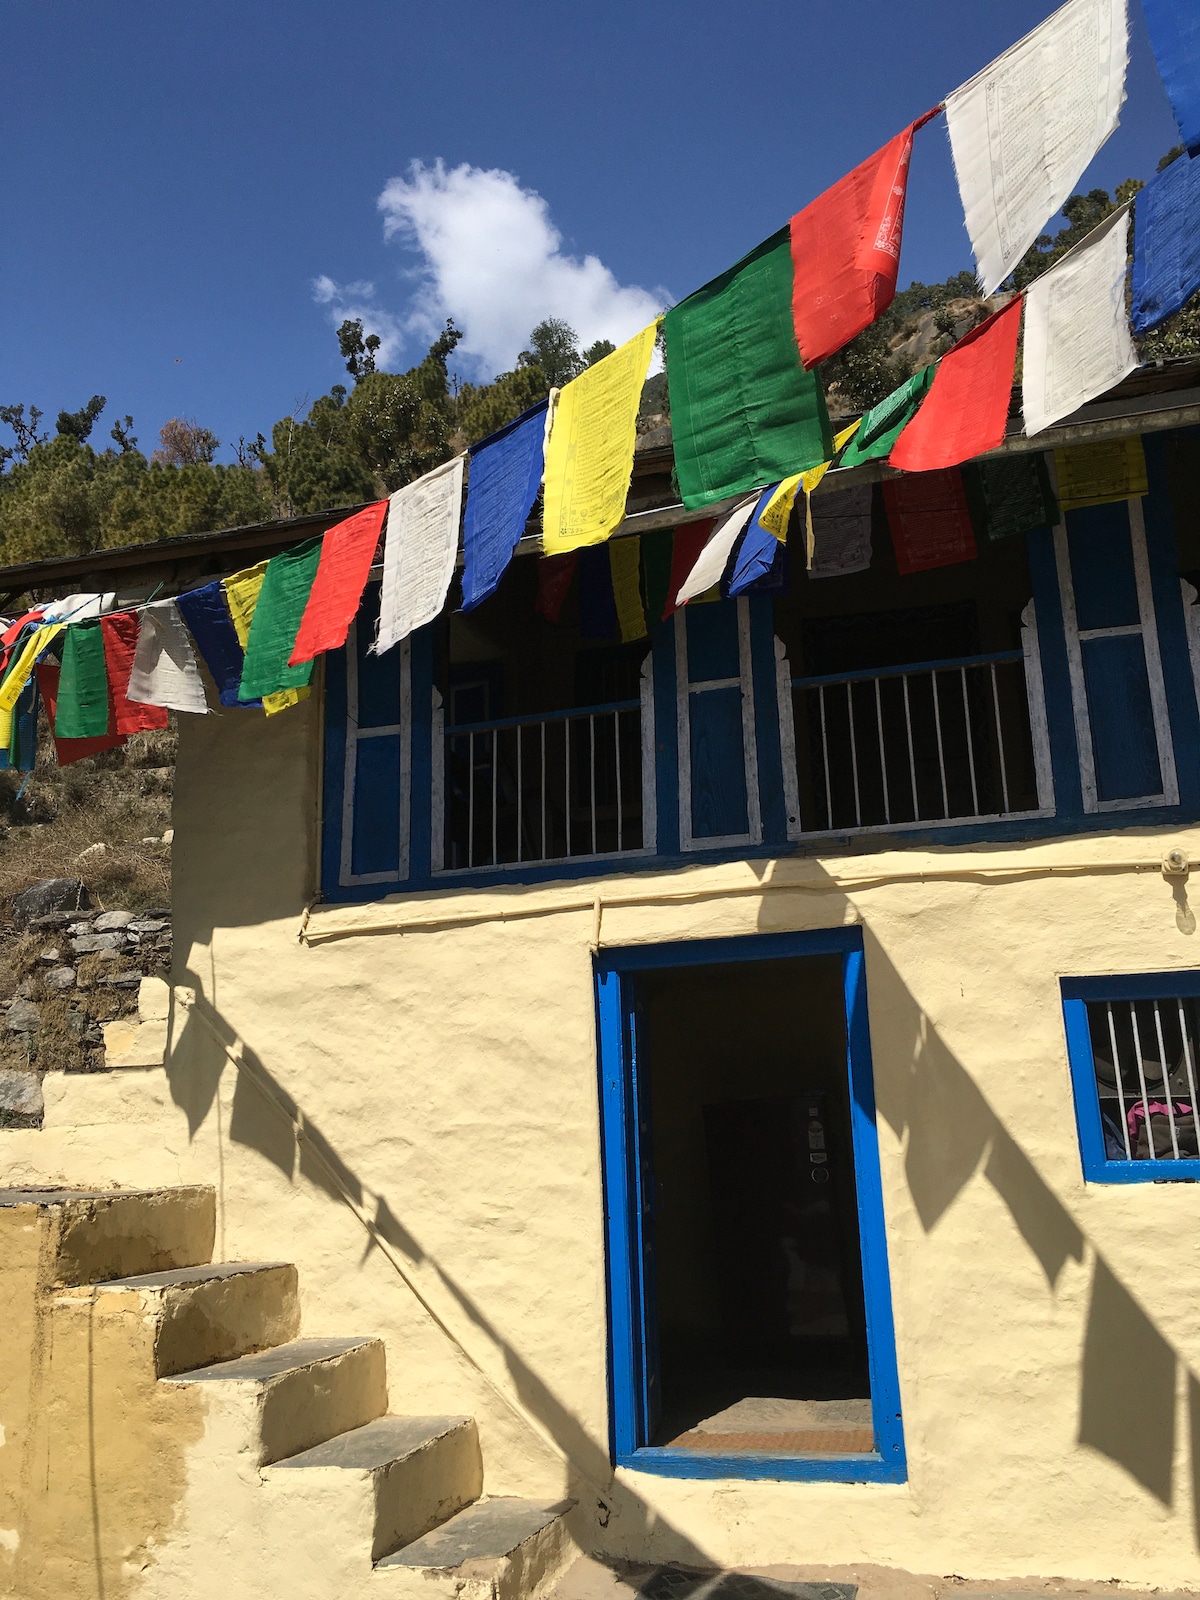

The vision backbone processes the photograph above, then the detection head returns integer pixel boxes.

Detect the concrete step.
[375,1496,577,1600]
[166,1334,388,1465]
[265,1414,482,1562]
[58,1259,299,1376]
[0,1183,215,1284]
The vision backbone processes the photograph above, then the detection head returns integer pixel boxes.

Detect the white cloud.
[373,160,668,377]
[308,275,406,369]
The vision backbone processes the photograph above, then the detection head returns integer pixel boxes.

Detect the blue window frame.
[594,927,906,1482]
[1062,971,1200,1183]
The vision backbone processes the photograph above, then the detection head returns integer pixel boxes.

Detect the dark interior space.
[633,955,874,1455]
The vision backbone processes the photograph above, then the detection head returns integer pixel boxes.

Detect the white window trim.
[675,595,763,852]
[338,623,411,887]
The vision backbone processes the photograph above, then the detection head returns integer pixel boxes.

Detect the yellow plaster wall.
[7,696,1200,1587]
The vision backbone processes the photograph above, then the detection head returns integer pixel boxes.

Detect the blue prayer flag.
[176,580,261,708]
[726,487,784,597]
[1131,148,1200,332]
[1141,0,1200,157]
[461,400,549,612]
[578,546,619,640]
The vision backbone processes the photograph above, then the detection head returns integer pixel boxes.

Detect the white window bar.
[1090,997,1200,1162]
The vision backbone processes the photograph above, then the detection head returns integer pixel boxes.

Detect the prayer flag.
[100,613,169,734]
[127,601,210,714]
[665,523,715,619]
[840,366,935,468]
[542,326,657,554]
[376,455,465,653]
[223,564,306,716]
[790,117,934,367]
[579,546,619,640]
[461,400,548,609]
[55,619,111,739]
[1023,207,1137,436]
[534,554,576,623]
[810,483,875,579]
[890,297,1022,472]
[609,538,647,642]
[762,419,865,560]
[240,539,322,701]
[675,498,760,607]
[962,453,1059,541]
[1054,436,1147,509]
[1131,149,1200,333]
[290,501,387,665]
[640,530,674,626]
[39,593,115,624]
[4,678,38,773]
[0,623,63,752]
[35,664,126,764]
[727,489,784,597]
[665,229,833,510]
[176,580,260,709]
[1141,0,1200,156]
[945,0,1129,295]
[882,469,977,574]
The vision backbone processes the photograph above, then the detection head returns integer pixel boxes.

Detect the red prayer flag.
[790,115,935,369]
[535,554,578,623]
[881,469,977,575]
[34,664,126,765]
[289,500,387,666]
[665,521,715,616]
[99,612,168,734]
[889,296,1022,473]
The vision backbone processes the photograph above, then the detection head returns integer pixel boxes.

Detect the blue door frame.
[595,926,906,1482]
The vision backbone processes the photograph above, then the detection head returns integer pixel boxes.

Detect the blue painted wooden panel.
[321,643,349,898]
[748,595,789,844]
[1142,432,1200,808]
[1080,634,1162,800]
[355,588,402,729]
[686,600,740,683]
[352,735,402,876]
[650,618,680,857]
[1067,504,1140,630]
[1026,527,1084,816]
[689,686,748,837]
[409,624,434,882]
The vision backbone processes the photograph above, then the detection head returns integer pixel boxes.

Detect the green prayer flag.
[640,528,673,626]
[962,453,1060,543]
[238,538,323,701]
[55,620,111,739]
[839,365,935,469]
[665,228,833,510]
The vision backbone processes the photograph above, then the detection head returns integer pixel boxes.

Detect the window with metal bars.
[1061,974,1200,1182]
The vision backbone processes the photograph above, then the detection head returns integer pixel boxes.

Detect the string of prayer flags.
[882,469,978,574]
[224,564,307,716]
[578,546,620,640]
[55,618,111,739]
[1131,149,1200,334]
[1140,0,1200,155]
[945,0,1129,295]
[665,230,833,510]
[1053,436,1147,509]
[790,114,938,368]
[840,366,935,468]
[35,664,126,765]
[534,554,577,624]
[100,613,169,734]
[962,454,1059,542]
[176,580,260,709]
[609,538,647,643]
[1023,206,1137,437]
[239,539,323,702]
[664,523,715,618]
[810,483,875,580]
[890,296,1022,472]
[376,455,465,654]
[727,489,784,597]
[128,600,210,714]
[542,326,657,554]
[290,501,387,665]
[461,400,548,609]
[675,498,760,607]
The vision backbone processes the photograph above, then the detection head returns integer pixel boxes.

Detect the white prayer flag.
[375,455,465,654]
[675,497,759,607]
[126,600,210,713]
[946,0,1128,296]
[1022,205,1138,436]
[810,484,875,580]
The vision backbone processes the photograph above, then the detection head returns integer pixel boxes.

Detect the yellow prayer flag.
[0,621,65,750]
[759,422,862,545]
[1054,436,1148,512]
[609,538,647,643]
[223,564,308,716]
[801,421,862,566]
[542,324,658,555]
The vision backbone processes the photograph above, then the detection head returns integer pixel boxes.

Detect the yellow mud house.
[6,368,1200,1598]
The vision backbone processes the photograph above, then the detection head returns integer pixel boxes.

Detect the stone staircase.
[0,1184,575,1600]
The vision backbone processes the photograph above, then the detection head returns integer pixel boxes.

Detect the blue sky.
[1,1,1182,462]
